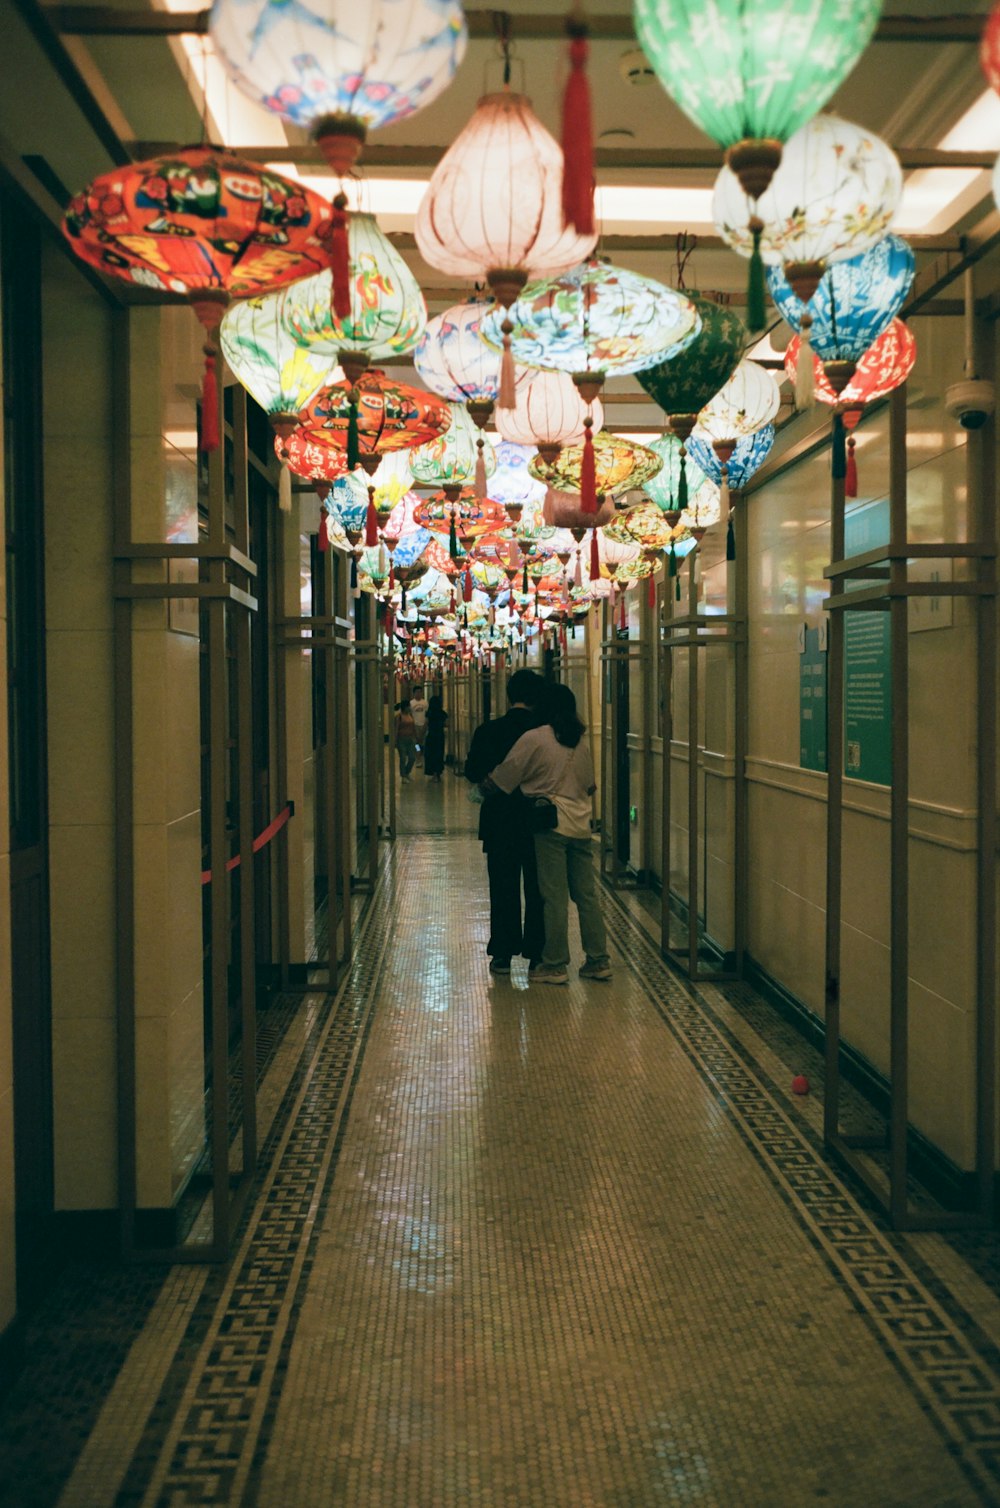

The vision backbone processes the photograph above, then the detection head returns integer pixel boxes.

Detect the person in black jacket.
[465,669,547,975]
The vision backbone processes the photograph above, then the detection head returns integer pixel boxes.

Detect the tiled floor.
[3,772,1000,1505]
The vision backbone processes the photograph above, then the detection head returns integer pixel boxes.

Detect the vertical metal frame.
[658,523,747,981]
[823,383,996,1229]
[113,321,260,1261]
[599,594,652,885]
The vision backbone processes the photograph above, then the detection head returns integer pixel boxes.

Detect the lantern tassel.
[200,344,219,454]
[347,394,360,470]
[463,568,473,603]
[318,512,330,552]
[726,513,736,561]
[474,437,487,499]
[747,218,767,335]
[522,562,529,594]
[580,419,597,513]
[365,487,379,546]
[831,411,847,481]
[795,313,815,410]
[499,320,517,410]
[450,589,456,614]
[278,464,292,513]
[719,461,730,519]
[619,593,626,631]
[330,192,352,321]
[349,555,358,593]
[561,15,595,236]
[677,446,689,512]
[647,573,656,610]
[589,528,600,582]
[846,436,858,498]
[669,541,677,577]
[574,550,582,590]
[449,511,460,562]
[675,574,681,602]
[401,584,407,613]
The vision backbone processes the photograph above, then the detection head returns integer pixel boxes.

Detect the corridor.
[1,778,998,1506]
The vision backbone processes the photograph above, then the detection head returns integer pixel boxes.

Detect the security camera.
[945,378,995,430]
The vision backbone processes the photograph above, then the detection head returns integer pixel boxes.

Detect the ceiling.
[3,0,998,430]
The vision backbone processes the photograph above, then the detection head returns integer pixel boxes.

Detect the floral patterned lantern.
[409,402,498,502]
[282,213,426,383]
[529,431,662,498]
[693,359,781,510]
[495,368,604,463]
[279,431,349,486]
[635,0,881,321]
[636,295,745,516]
[714,114,902,338]
[221,292,340,430]
[688,425,775,492]
[209,0,467,174]
[484,441,547,526]
[643,434,718,527]
[62,146,334,450]
[414,297,518,495]
[785,319,916,496]
[767,232,915,400]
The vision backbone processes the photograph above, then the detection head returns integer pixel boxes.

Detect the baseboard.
[52,1202,188,1256]
[0,1312,25,1400]
[742,954,983,1215]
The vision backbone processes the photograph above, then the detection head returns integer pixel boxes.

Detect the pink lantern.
[496,369,604,461]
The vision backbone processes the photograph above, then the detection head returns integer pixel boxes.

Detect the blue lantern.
[391,528,433,569]
[767,234,915,362]
[688,425,775,490]
[488,441,546,514]
[325,472,369,533]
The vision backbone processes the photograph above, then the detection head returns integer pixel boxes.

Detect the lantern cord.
[498,319,516,409]
[330,192,352,321]
[474,436,488,499]
[197,36,211,147]
[561,5,595,237]
[580,416,597,513]
[831,411,847,481]
[200,344,220,454]
[318,512,330,553]
[589,527,600,581]
[846,435,858,498]
[494,11,513,86]
[365,485,379,546]
[675,232,696,291]
[746,218,767,335]
[795,312,815,409]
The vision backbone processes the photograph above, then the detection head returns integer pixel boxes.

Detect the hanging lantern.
[221,292,340,429]
[415,92,598,300]
[603,501,677,551]
[530,431,662,499]
[767,232,915,400]
[633,2,881,201]
[412,492,508,542]
[209,0,467,174]
[714,115,902,311]
[688,424,776,492]
[784,319,916,409]
[485,441,548,524]
[642,434,718,526]
[693,359,780,514]
[636,295,745,517]
[280,432,350,486]
[325,472,370,537]
[300,369,452,466]
[495,368,604,462]
[283,212,426,382]
[409,402,498,497]
[984,5,1000,94]
[63,147,334,451]
[542,486,616,533]
[480,258,699,380]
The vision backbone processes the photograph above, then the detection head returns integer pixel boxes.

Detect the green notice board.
[843,499,892,786]
[799,625,827,772]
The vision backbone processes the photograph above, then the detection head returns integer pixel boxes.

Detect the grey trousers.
[533,831,609,968]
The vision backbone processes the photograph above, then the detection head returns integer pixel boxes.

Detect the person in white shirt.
[489,683,611,986]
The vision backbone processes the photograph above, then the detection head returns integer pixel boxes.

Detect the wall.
[0,241,14,1339]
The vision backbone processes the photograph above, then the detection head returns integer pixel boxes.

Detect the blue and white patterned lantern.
[210,0,467,159]
[688,425,775,491]
[325,471,369,533]
[487,442,547,517]
[413,295,503,404]
[767,234,915,362]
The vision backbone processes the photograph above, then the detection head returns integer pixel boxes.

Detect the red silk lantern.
[983,4,1000,93]
[299,368,452,466]
[63,146,334,452]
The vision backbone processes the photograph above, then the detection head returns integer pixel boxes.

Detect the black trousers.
[486,833,545,962]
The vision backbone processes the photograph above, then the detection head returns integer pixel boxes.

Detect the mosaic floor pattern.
[2,776,1000,1505]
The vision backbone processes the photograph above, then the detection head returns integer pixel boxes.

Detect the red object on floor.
[791,1075,810,1096]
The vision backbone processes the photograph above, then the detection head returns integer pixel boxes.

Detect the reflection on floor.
[2,771,999,1506]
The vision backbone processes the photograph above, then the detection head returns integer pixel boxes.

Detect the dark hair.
[541,683,585,748]
[428,694,443,713]
[399,699,411,713]
[507,668,546,707]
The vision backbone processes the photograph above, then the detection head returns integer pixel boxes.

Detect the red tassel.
[647,573,655,610]
[330,191,351,321]
[388,565,396,592]
[619,593,626,631]
[200,345,219,453]
[450,590,456,613]
[589,527,599,581]
[846,436,858,498]
[580,419,597,514]
[365,488,378,546]
[318,513,330,552]
[561,20,595,236]
[463,568,473,603]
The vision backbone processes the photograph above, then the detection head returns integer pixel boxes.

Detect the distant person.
[395,699,417,782]
[465,669,546,975]
[410,687,428,756]
[423,694,448,781]
[489,683,610,986]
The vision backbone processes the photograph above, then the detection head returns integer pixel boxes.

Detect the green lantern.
[220,290,341,430]
[633,1,881,197]
[635,296,744,514]
[643,435,717,527]
[409,402,497,498]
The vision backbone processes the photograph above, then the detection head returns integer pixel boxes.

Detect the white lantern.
[495,369,604,461]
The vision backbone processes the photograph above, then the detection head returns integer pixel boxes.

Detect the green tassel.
[747,220,766,335]
[347,396,360,470]
[669,541,677,577]
[522,563,529,594]
[677,449,689,511]
[726,515,736,561]
[675,575,681,601]
[831,411,847,480]
[449,512,459,560]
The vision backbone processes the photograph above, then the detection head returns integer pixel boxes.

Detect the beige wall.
[0,250,14,1335]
